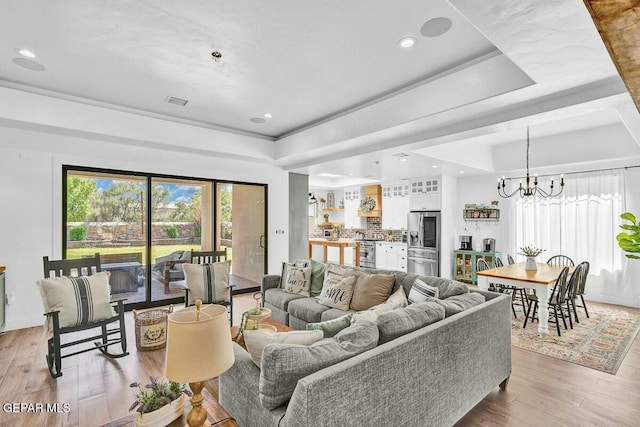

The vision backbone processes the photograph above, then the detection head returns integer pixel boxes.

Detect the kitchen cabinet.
[375,242,407,271]
[382,180,409,230]
[410,176,441,211]
[453,250,502,285]
[344,186,366,229]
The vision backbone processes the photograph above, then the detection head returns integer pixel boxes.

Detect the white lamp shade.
[165,304,235,383]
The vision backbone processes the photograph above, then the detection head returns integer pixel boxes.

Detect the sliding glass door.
[65,170,148,303]
[217,182,266,294]
[64,167,267,308]
[149,178,213,302]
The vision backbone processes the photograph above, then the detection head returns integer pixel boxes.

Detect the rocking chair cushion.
[37,271,116,331]
[183,261,231,305]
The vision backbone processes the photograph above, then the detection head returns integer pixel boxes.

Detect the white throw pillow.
[282,266,312,297]
[183,261,231,305]
[317,275,356,310]
[279,260,310,288]
[36,271,116,331]
[408,278,440,303]
[243,329,323,367]
[368,286,409,314]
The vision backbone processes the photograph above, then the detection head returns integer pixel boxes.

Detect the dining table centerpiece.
[518,245,546,271]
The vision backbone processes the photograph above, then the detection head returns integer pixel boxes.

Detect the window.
[513,170,624,274]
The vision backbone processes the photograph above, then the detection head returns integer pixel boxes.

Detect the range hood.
[358,185,382,217]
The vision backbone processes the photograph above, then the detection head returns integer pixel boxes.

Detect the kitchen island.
[308,238,361,266]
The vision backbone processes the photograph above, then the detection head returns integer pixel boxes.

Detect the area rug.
[511,304,640,374]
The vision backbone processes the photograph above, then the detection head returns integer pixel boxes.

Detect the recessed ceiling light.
[459,171,465,174]
[18,49,36,58]
[348,173,355,176]
[399,158,408,162]
[263,113,272,119]
[317,173,341,178]
[421,17,453,38]
[431,165,439,168]
[398,37,416,49]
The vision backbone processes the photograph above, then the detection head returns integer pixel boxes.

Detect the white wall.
[455,174,515,259]
[455,170,640,308]
[0,126,290,331]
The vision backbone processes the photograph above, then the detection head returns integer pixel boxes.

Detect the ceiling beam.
[584,0,640,113]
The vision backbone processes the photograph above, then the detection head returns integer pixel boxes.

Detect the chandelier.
[497,127,564,198]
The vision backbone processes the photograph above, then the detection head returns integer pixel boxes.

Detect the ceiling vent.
[165,96,189,107]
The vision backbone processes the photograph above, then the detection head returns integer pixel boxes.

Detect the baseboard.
[584,294,640,308]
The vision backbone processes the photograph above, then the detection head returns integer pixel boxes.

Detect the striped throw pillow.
[183,261,231,305]
[36,271,115,331]
[408,278,440,303]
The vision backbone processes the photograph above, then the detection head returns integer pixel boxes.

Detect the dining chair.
[546,255,575,267]
[573,261,590,321]
[493,257,528,317]
[523,266,572,336]
[477,259,519,318]
[507,254,515,265]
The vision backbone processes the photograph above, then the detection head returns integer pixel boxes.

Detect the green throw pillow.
[309,259,327,297]
[306,313,354,338]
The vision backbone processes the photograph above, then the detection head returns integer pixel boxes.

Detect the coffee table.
[101,387,237,426]
[230,318,293,350]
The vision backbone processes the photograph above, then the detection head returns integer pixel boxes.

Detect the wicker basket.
[133,306,173,351]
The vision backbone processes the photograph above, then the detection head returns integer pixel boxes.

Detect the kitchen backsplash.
[309,217,405,242]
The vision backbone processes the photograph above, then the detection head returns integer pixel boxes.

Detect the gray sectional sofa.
[219,263,512,427]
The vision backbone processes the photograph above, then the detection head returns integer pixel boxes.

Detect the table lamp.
[165,300,235,427]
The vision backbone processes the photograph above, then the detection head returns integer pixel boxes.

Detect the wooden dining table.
[476,262,570,334]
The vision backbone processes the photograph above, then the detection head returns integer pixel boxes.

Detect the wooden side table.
[101,387,238,427]
[230,317,293,350]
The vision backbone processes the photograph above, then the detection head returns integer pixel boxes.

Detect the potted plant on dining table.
[519,245,546,271]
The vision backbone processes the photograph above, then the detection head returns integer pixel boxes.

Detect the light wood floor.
[0,296,638,427]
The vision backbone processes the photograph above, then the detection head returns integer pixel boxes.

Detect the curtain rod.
[504,164,640,181]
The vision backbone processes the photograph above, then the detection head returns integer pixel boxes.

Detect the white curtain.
[512,170,625,274]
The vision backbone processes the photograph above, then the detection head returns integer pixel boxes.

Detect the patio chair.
[38,254,128,378]
[151,250,192,293]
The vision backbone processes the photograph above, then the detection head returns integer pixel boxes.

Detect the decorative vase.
[135,395,184,427]
[525,257,537,271]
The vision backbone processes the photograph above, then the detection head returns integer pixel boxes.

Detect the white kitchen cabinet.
[375,242,407,270]
[382,180,409,230]
[344,186,366,229]
[410,176,441,211]
[397,244,408,272]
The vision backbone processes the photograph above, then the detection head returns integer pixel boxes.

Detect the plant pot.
[135,395,184,427]
[525,257,537,271]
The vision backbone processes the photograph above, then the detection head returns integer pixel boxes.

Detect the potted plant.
[518,245,546,271]
[617,212,640,259]
[129,376,192,427]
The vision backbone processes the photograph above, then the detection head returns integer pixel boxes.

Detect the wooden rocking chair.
[40,254,129,378]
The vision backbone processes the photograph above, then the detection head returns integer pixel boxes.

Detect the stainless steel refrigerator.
[407,211,440,276]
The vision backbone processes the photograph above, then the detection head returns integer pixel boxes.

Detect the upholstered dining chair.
[523,266,574,336]
[547,255,575,267]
